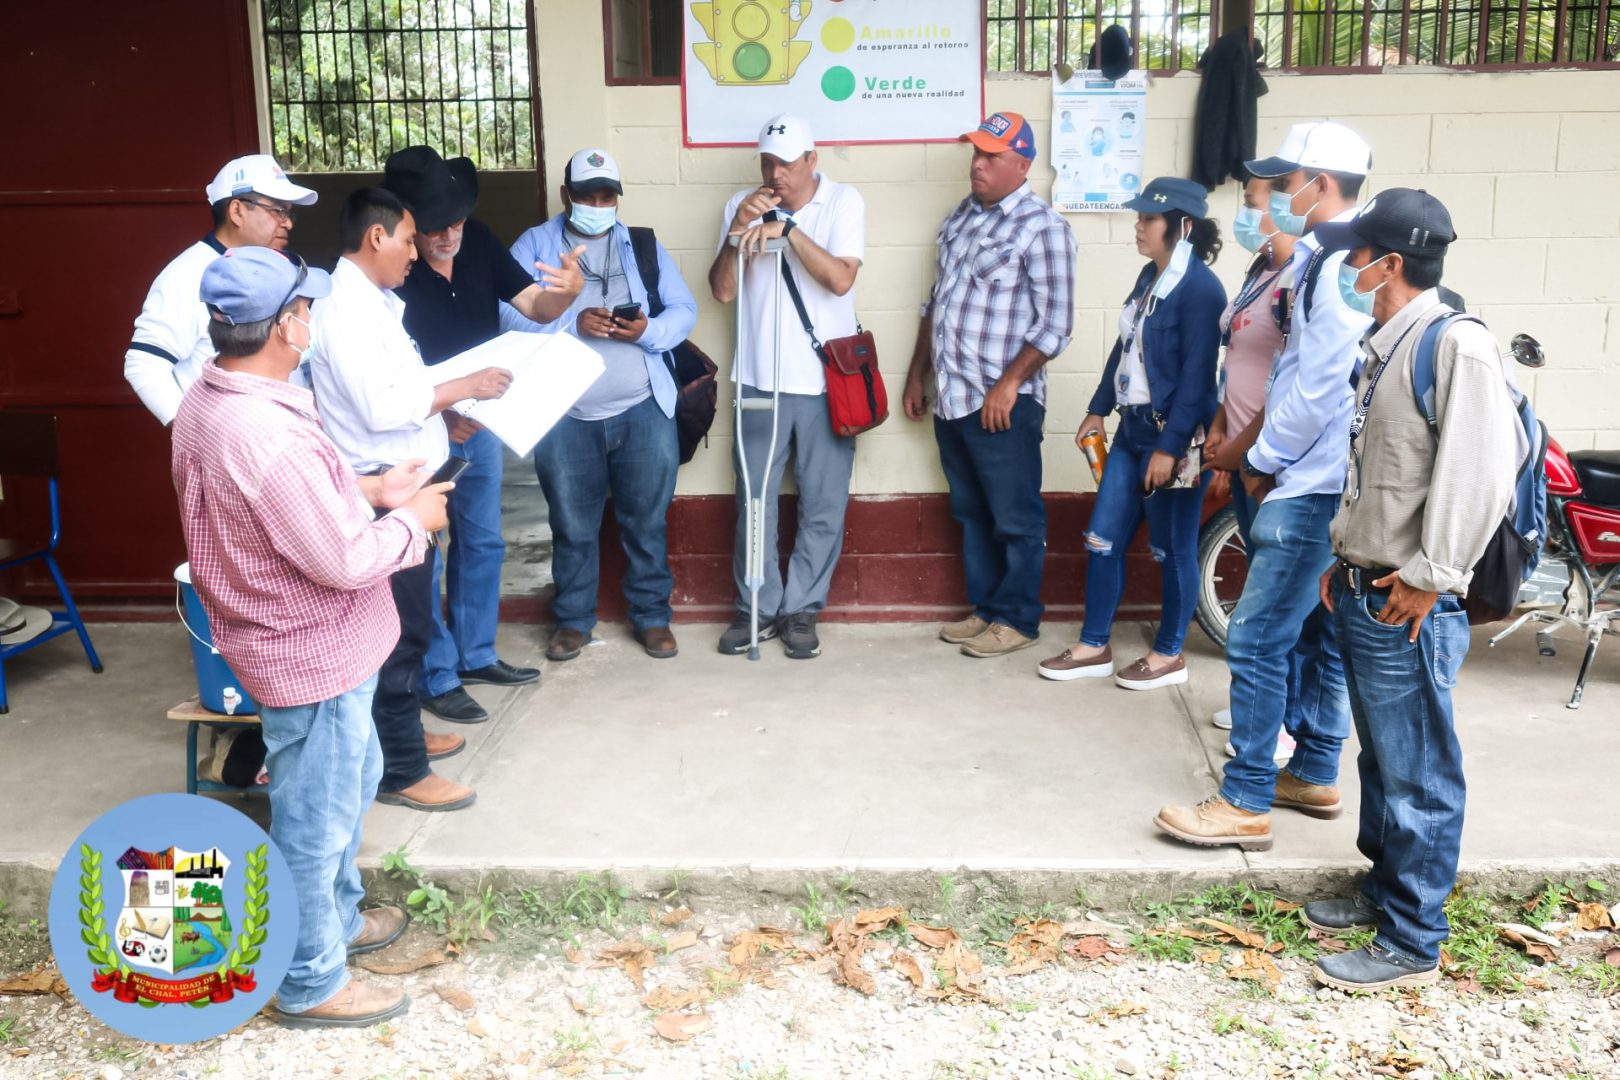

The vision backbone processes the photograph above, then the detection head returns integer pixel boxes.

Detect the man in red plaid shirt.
[172,247,450,1028]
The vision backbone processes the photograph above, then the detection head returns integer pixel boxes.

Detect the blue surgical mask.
[1336,255,1389,316]
[1232,206,1273,253]
[286,313,317,364]
[1150,222,1194,301]
[1268,185,1318,238]
[568,202,618,235]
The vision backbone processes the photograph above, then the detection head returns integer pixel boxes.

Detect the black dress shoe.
[1303,896,1379,934]
[420,687,489,724]
[1314,943,1439,991]
[458,659,541,686]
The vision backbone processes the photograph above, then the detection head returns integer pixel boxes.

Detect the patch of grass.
[1131,929,1198,963]
[504,873,636,950]
[1571,960,1620,995]
[0,1014,28,1047]
[1211,1009,1285,1048]
[790,882,835,933]
[1443,890,1528,993]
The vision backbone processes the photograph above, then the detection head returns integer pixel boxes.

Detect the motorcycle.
[1193,333,1614,710]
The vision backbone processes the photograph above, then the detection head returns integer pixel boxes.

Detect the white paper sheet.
[429,331,604,455]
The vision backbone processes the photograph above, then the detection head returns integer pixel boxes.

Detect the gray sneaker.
[1314,943,1438,991]
[778,611,821,659]
[718,612,778,655]
[1302,896,1379,933]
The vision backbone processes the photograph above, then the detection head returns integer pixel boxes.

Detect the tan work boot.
[423,730,464,762]
[276,977,410,1029]
[375,772,476,813]
[1274,770,1343,820]
[1154,795,1273,851]
[960,623,1038,658]
[939,614,989,644]
[347,905,410,957]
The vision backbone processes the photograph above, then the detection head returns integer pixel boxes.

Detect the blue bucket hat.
[1121,176,1209,218]
[200,247,331,326]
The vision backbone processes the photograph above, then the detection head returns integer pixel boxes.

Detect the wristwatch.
[1240,452,1270,479]
[779,217,797,239]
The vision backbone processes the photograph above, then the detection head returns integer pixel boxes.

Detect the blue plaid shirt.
[925,183,1076,421]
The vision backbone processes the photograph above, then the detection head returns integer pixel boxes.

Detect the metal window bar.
[1249,0,1614,68]
[261,0,535,172]
[986,0,1218,73]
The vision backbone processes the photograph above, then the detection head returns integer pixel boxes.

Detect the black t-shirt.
[394,218,534,365]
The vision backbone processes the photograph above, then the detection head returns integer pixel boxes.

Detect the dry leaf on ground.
[1194,917,1275,951]
[1090,1000,1148,1022]
[596,938,660,990]
[853,907,904,932]
[1066,936,1127,961]
[1576,902,1616,931]
[1225,948,1283,992]
[664,929,700,953]
[466,1016,488,1038]
[0,964,66,996]
[1497,924,1558,963]
[905,921,960,950]
[1307,927,1353,954]
[433,984,475,1013]
[659,907,693,926]
[893,949,928,988]
[827,917,876,995]
[1001,918,1065,972]
[642,986,709,1011]
[652,1011,711,1042]
[1195,948,1223,965]
[1243,897,1301,915]
[1605,946,1620,967]
[356,944,450,975]
[726,927,804,967]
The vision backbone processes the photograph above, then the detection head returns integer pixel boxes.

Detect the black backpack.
[628,226,717,465]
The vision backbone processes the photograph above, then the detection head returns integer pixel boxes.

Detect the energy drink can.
[1081,431,1108,485]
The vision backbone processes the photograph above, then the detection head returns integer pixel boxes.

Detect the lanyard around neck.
[1348,317,1422,446]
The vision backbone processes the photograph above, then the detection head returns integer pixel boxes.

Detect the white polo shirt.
[308,257,449,475]
[125,236,226,425]
[715,173,865,395]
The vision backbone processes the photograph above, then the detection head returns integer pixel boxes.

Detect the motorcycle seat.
[1569,450,1620,506]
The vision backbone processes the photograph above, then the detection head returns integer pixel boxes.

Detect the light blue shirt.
[500,216,697,419]
[1246,207,1375,500]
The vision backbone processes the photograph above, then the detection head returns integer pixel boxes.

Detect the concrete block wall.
[537,1,1620,489]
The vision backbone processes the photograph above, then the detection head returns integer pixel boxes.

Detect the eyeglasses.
[239,197,295,223]
[276,255,309,316]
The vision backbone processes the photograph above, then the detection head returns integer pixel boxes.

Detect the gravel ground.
[3,904,1618,1080]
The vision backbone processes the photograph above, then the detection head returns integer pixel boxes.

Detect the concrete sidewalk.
[2,618,1617,914]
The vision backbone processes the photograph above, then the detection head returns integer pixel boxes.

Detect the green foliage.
[261,0,535,171]
[1443,889,1528,993]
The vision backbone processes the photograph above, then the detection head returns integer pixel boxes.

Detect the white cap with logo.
[205,154,318,206]
[1245,120,1373,179]
[757,113,814,161]
[564,148,624,195]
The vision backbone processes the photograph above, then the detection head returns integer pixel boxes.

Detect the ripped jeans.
[1079,407,1207,656]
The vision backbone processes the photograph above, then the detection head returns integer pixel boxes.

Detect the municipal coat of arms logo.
[78,840,268,1006]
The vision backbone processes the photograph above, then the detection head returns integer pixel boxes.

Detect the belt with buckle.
[1335,561,1397,595]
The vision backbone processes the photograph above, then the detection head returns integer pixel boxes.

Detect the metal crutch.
[730,234,790,660]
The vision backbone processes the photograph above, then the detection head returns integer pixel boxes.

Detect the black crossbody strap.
[778,257,826,356]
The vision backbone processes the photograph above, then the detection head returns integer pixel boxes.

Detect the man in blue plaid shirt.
[904,111,1077,659]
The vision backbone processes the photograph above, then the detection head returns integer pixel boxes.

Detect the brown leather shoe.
[375,772,476,813]
[547,626,590,662]
[276,977,410,1029]
[423,730,464,762]
[959,623,1039,658]
[939,615,989,644]
[1153,795,1273,851]
[347,905,409,957]
[635,625,679,659]
[1274,770,1343,819]
[1037,645,1114,681]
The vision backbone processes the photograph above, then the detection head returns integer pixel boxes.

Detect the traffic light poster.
[1050,69,1148,212]
[683,0,984,146]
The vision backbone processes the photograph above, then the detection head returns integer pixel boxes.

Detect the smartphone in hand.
[428,457,471,486]
[611,302,642,322]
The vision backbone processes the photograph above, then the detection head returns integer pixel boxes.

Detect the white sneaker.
[1212,708,1233,730]
[1224,730,1296,766]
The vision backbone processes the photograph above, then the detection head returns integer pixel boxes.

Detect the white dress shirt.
[125,237,224,425]
[309,257,449,474]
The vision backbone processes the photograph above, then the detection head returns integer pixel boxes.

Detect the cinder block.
[855,553,966,605]
[1373,173,1494,240]
[610,126,680,186]
[1558,114,1620,172]
[1496,174,1620,238]
[1544,239,1620,302]
[1475,304,1609,371]
[1439,238,1546,306]
[605,85,680,128]
[1347,114,1432,173]
[816,143,928,183]
[1431,114,1559,174]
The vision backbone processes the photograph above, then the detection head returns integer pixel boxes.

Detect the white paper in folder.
[429,330,604,455]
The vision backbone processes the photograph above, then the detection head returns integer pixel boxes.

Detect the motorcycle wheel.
[1195,504,1248,650]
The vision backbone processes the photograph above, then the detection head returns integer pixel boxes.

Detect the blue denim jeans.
[259,674,381,1014]
[423,429,504,696]
[1336,581,1470,965]
[1219,492,1350,813]
[1228,470,1258,551]
[1080,408,1207,656]
[534,396,678,632]
[934,396,1046,638]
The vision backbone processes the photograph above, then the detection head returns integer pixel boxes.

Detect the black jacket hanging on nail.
[1191,30,1269,190]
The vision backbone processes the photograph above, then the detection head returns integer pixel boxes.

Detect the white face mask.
[285,313,316,363]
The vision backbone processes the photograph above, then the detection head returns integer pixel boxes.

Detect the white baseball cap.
[758,113,814,162]
[1245,121,1372,178]
[205,154,318,206]
[564,148,623,195]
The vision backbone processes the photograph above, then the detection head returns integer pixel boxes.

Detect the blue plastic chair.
[0,412,103,713]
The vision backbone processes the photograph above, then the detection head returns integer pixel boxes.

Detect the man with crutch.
[706,114,866,660]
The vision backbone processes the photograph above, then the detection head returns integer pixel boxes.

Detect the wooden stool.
[167,698,265,796]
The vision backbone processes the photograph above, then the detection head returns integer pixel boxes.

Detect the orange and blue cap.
[962,112,1036,161]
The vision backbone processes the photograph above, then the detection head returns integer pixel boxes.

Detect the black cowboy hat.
[381,146,478,232]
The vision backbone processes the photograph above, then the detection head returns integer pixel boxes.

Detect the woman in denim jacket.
[1040,177,1227,691]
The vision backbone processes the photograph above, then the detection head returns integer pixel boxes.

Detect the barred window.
[1253,0,1618,69]
[986,0,1223,74]
[604,0,684,85]
[261,0,537,172]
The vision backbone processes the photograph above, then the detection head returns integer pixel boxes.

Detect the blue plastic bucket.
[173,563,259,716]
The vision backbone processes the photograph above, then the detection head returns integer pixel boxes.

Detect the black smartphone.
[611,302,642,321]
[428,457,471,486]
